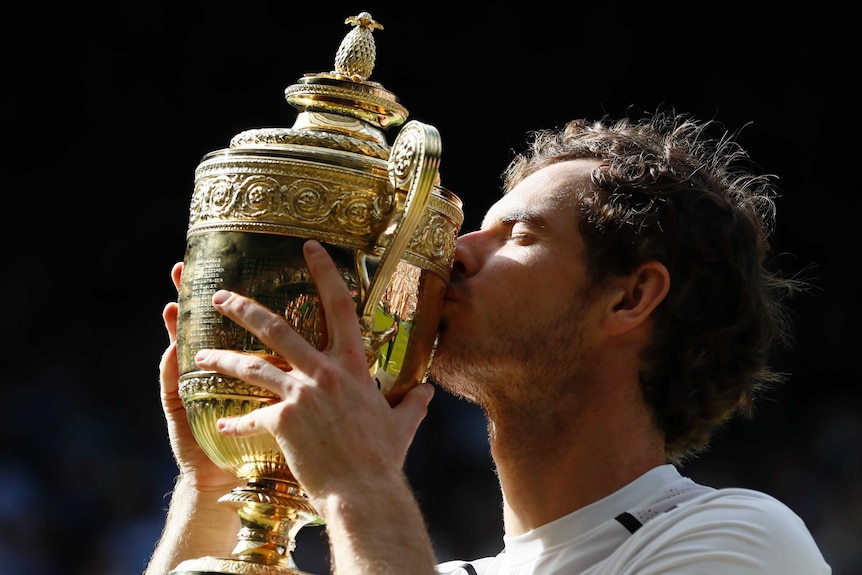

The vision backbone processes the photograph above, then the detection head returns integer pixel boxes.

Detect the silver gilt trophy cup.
[170,12,464,575]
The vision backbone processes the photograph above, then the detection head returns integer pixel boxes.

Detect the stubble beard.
[429,292,592,425]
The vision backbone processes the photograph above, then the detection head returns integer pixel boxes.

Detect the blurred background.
[2,1,859,573]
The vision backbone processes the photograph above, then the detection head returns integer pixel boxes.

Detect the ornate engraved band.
[229,127,391,159]
[179,373,280,400]
[189,152,394,252]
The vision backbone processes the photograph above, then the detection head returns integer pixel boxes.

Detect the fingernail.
[305,239,322,254]
[194,349,210,362]
[216,418,232,433]
[212,290,229,305]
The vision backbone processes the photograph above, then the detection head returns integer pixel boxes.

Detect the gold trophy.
[170,12,463,575]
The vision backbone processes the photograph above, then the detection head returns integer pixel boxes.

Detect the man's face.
[430,159,607,409]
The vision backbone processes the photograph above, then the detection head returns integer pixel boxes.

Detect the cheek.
[476,250,585,323]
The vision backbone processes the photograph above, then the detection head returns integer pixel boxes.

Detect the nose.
[451,229,483,278]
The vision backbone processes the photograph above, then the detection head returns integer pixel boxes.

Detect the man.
[146,110,831,574]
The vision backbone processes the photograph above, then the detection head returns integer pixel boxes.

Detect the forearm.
[315,470,437,575]
[144,476,240,575]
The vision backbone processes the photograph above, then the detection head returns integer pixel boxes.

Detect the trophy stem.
[170,478,320,575]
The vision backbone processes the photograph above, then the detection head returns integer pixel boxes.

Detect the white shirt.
[437,464,830,574]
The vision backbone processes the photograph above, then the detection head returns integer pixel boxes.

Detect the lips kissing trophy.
[170,12,464,575]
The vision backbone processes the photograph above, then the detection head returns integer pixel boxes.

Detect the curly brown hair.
[503,110,802,464]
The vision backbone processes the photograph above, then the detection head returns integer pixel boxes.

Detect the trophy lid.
[229,12,407,155]
[285,12,408,129]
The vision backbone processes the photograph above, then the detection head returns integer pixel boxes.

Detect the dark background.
[2,1,859,574]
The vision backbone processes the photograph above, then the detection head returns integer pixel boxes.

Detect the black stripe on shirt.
[614,511,643,534]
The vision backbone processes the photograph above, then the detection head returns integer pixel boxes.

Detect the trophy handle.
[358,120,441,339]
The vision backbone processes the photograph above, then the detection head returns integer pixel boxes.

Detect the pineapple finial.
[333,12,383,81]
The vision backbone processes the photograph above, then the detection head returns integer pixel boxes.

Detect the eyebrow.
[481,208,549,231]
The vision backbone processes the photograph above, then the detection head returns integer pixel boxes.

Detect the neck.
[487,381,666,536]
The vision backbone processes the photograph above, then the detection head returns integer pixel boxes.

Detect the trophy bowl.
[169,13,463,575]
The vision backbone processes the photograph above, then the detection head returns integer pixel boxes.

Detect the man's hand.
[193,239,435,505]
[160,261,241,493]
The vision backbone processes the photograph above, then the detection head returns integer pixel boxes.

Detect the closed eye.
[508,222,536,244]
[481,208,548,245]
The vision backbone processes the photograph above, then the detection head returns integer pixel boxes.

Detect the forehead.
[482,159,600,228]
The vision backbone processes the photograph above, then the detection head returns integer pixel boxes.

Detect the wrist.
[313,471,437,575]
[172,473,236,504]
[144,476,241,575]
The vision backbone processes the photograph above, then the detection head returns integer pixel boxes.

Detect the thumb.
[395,382,435,432]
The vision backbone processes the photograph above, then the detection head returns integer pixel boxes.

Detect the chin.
[428,335,466,385]
[428,338,452,381]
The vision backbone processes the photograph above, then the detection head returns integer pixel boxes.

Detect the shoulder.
[622,487,830,573]
[679,487,814,533]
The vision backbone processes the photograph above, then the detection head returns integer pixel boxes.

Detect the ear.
[604,261,670,336]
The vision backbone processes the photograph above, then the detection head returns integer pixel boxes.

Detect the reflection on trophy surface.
[171,12,464,575]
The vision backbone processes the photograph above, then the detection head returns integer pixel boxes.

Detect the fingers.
[208,240,365,373]
[209,289,317,371]
[164,260,181,344]
[171,262,183,291]
[216,407,272,437]
[163,301,178,344]
[216,382,434,452]
[302,240,364,354]
[194,348,295,397]
[161,268,181,394]
[159,340,180,396]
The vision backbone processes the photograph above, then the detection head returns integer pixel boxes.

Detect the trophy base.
[170,556,313,575]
